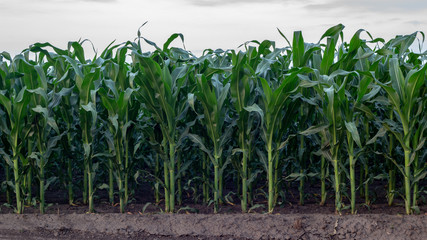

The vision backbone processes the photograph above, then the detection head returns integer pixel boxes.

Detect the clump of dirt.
[0,213,425,240]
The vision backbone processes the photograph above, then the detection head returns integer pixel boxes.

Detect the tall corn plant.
[342,73,379,214]
[230,51,255,212]
[327,29,381,213]
[0,52,14,205]
[65,42,101,212]
[189,74,231,213]
[133,50,190,213]
[301,71,350,213]
[29,43,78,206]
[377,57,427,214]
[99,81,136,213]
[246,69,303,213]
[288,30,320,205]
[99,44,136,205]
[14,54,63,213]
[0,81,31,214]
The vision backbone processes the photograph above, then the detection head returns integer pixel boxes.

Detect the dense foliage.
[0,24,426,215]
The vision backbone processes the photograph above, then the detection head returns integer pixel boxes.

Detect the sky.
[0,0,426,56]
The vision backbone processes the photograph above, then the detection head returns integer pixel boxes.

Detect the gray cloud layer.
[305,0,427,12]
[188,0,293,7]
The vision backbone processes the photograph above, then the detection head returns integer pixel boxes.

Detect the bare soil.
[0,211,426,240]
[0,179,426,239]
[0,200,426,240]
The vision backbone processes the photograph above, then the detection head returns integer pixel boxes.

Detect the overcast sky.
[1,0,426,56]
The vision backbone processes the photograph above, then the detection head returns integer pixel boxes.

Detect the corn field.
[0,24,426,215]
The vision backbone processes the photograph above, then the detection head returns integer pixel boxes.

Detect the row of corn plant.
[0,24,426,215]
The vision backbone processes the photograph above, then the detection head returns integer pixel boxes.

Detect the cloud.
[187,0,295,7]
[305,0,427,13]
[406,20,423,26]
[79,0,117,2]
[42,0,117,3]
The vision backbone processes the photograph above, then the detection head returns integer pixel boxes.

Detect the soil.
[0,211,426,240]
[0,198,426,240]
[0,179,426,239]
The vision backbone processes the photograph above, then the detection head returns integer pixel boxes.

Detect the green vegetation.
[0,24,426,215]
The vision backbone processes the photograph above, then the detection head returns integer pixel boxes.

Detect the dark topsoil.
[0,181,426,239]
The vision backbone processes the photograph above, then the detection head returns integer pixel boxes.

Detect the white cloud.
[305,0,427,12]
[187,0,292,6]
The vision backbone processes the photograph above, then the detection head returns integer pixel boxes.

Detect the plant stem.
[320,155,326,205]
[387,126,395,206]
[333,153,340,213]
[219,156,223,205]
[177,152,182,206]
[88,166,94,213]
[36,124,45,214]
[13,153,22,214]
[241,147,248,213]
[39,163,45,214]
[67,156,74,205]
[118,177,124,213]
[5,166,11,204]
[404,149,411,214]
[214,164,219,213]
[364,159,369,205]
[163,142,169,213]
[27,139,32,205]
[412,150,419,208]
[169,143,176,213]
[124,140,129,205]
[202,153,209,204]
[83,163,88,205]
[349,152,355,213]
[347,132,356,214]
[299,134,305,205]
[364,120,369,205]
[154,153,159,204]
[108,156,114,204]
[267,145,274,213]
[27,167,32,206]
[115,138,125,213]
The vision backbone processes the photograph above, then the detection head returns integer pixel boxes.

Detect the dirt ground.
[0,201,426,240]
[1,179,426,239]
[0,211,426,240]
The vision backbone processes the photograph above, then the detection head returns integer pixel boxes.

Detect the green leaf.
[187,133,215,165]
[320,37,336,75]
[278,134,296,150]
[300,124,329,136]
[366,127,387,145]
[163,33,185,51]
[292,31,304,67]
[81,102,97,128]
[0,90,12,117]
[260,78,272,104]
[319,24,344,43]
[345,121,362,148]
[389,58,405,101]
[244,104,264,125]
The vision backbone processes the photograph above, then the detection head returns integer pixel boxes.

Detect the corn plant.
[133,48,190,212]
[189,73,231,213]
[65,42,101,212]
[0,83,31,214]
[29,43,78,206]
[230,51,256,212]
[15,54,63,213]
[0,25,425,216]
[246,68,306,213]
[377,57,427,214]
[99,80,136,213]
